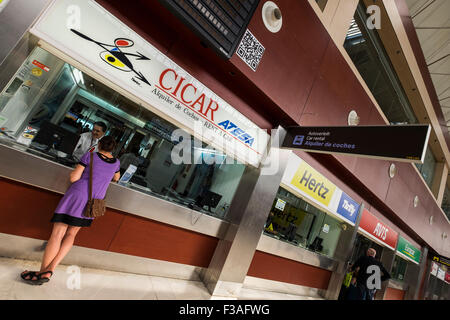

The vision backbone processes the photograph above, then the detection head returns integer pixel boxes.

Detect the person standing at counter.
[20,136,120,285]
[348,248,391,300]
[72,121,107,161]
[119,145,142,175]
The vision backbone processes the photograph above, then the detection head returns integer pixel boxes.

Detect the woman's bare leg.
[40,225,81,279]
[39,223,69,272]
[21,223,68,280]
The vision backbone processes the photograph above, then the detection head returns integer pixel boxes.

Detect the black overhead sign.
[159,0,260,59]
[433,255,450,268]
[282,125,431,163]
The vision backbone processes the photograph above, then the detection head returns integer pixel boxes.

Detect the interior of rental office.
[263,186,345,260]
[0,45,247,221]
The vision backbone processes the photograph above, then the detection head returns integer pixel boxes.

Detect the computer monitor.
[32,120,80,155]
[197,190,222,209]
[286,223,297,241]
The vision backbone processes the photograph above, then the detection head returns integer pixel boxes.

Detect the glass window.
[0,46,246,221]
[343,3,417,125]
[391,255,408,282]
[441,184,450,220]
[263,187,342,259]
[415,146,436,189]
[349,233,383,264]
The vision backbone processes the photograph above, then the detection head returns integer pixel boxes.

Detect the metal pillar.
[0,0,51,89]
[376,247,397,300]
[325,203,364,300]
[404,247,428,300]
[200,127,291,298]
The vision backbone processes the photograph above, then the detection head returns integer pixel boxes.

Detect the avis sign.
[358,209,398,250]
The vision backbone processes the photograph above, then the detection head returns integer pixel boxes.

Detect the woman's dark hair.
[98,136,117,152]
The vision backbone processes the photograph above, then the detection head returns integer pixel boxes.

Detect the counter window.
[349,233,383,263]
[415,146,436,189]
[441,184,450,220]
[391,255,408,282]
[0,46,246,220]
[263,187,342,259]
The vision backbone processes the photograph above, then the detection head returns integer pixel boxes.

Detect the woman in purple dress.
[20,136,120,285]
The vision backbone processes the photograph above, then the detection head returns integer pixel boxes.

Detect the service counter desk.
[382,279,409,300]
[0,140,340,288]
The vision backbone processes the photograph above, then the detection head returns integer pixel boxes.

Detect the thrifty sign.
[282,125,431,163]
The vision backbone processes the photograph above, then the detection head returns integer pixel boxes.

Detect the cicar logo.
[159,68,219,122]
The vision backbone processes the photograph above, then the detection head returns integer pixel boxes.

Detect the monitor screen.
[199,190,222,209]
[32,120,80,155]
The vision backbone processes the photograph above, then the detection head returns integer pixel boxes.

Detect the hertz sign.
[290,161,336,207]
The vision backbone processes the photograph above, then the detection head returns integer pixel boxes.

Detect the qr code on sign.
[236,29,265,72]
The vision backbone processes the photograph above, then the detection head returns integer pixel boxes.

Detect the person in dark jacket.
[349,248,391,300]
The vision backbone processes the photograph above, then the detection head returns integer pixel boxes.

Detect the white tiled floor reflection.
[0,257,323,300]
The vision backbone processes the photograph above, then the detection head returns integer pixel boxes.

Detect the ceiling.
[405,0,450,132]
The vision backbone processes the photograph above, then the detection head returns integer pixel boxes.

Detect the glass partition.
[415,146,437,189]
[263,187,342,259]
[441,184,450,220]
[0,45,246,221]
[391,255,408,282]
[344,3,417,125]
[349,233,383,263]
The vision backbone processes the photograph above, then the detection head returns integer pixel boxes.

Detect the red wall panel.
[352,158,392,203]
[300,42,374,127]
[0,178,57,240]
[247,251,332,290]
[384,287,406,300]
[230,0,330,123]
[108,214,219,268]
[0,178,218,267]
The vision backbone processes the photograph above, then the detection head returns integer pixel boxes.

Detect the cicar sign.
[29,0,269,166]
[358,209,398,250]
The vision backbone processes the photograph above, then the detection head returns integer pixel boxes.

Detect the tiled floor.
[0,257,322,300]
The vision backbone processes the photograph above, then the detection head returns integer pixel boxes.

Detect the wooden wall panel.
[247,251,332,290]
[0,178,219,267]
[230,0,331,123]
[0,178,57,240]
[384,287,406,300]
[300,42,374,127]
[74,209,126,252]
[108,214,219,268]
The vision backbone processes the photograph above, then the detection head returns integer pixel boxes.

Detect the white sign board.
[0,0,10,14]
[437,267,446,281]
[275,198,286,211]
[30,0,269,167]
[431,262,438,276]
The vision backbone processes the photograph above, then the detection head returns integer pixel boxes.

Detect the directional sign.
[282,125,431,163]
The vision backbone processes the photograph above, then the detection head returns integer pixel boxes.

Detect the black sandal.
[20,271,40,282]
[21,270,53,285]
[36,271,53,285]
